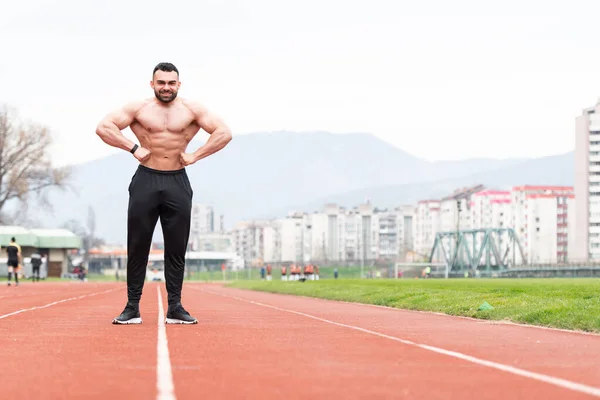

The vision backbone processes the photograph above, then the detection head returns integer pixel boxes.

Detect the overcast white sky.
[1,0,598,166]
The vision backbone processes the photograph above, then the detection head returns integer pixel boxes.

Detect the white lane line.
[199,288,600,398]
[156,285,176,400]
[0,288,118,320]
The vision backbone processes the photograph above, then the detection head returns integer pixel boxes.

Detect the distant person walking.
[6,237,21,286]
[30,251,42,282]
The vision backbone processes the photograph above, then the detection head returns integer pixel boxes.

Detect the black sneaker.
[166,304,198,324]
[112,303,142,324]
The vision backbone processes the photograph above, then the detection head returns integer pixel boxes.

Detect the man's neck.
[153,97,181,108]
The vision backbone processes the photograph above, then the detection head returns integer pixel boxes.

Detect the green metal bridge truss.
[428,228,526,274]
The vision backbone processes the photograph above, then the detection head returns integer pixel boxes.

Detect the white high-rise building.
[308,212,329,261]
[413,184,575,266]
[231,220,272,266]
[414,200,441,261]
[523,192,575,263]
[575,101,600,261]
[279,213,305,262]
[374,210,398,260]
[399,205,416,260]
[266,203,382,264]
[471,190,512,230]
[191,204,214,236]
[511,186,574,263]
[372,205,415,261]
[263,224,280,263]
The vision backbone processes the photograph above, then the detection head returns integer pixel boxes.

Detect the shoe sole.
[112,317,143,325]
[165,318,198,325]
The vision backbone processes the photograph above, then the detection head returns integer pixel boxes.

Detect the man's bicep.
[192,104,227,134]
[100,102,140,130]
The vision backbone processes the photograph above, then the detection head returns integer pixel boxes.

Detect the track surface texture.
[0,281,598,399]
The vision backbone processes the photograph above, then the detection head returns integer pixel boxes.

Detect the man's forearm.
[96,122,136,152]
[193,129,232,161]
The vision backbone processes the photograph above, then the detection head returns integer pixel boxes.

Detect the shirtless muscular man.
[96,62,232,325]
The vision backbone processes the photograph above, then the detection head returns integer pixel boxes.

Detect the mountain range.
[22,131,574,244]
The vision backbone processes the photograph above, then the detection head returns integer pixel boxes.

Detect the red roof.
[475,190,510,196]
[513,185,573,192]
[526,194,575,199]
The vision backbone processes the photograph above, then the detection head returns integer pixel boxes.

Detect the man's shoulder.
[124,98,154,114]
[181,98,208,114]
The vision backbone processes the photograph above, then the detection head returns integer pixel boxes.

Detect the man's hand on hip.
[133,147,151,162]
[180,153,198,167]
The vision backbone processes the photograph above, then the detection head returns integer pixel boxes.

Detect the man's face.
[151,70,181,103]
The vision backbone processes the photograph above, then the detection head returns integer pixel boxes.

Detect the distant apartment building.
[315,203,368,263]
[191,204,214,236]
[511,186,574,263]
[414,200,441,260]
[231,220,272,266]
[231,202,415,265]
[190,232,232,253]
[374,209,399,260]
[308,212,329,261]
[398,205,416,260]
[412,185,575,265]
[231,181,572,266]
[471,190,512,230]
[373,205,415,261]
[278,213,306,263]
[575,100,600,261]
[525,193,575,263]
[439,185,485,234]
[263,223,280,263]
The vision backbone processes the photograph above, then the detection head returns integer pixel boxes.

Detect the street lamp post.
[455,198,462,278]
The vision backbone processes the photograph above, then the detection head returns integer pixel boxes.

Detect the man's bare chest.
[134,106,195,133]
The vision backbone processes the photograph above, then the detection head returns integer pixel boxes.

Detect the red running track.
[0,281,599,399]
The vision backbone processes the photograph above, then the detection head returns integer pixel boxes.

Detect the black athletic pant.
[32,266,40,281]
[7,259,18,283]
[126,165,193,306]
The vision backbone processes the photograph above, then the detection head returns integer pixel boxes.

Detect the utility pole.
[454,198,462,278]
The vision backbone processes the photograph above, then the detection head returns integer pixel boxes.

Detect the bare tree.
[62,219,87,238]
[62,217,105,250]
[0,104,71,223]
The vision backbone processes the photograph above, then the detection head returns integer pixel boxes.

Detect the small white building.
[0,226,82,278]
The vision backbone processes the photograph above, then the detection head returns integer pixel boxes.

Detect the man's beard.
[155,89,177,103]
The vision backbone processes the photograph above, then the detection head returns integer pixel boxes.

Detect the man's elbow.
[95,121,113,140]
[221,128,233,144]
[95,122,107,138]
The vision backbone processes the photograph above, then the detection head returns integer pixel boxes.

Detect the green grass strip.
[228,278,600,333]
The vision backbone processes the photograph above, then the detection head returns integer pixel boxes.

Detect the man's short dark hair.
[153,62,179,77]
[10,237,15,242]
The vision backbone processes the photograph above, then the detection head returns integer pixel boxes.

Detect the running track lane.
[0,282,158,400]
[164,283,600,399]
[0,282,116,313]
